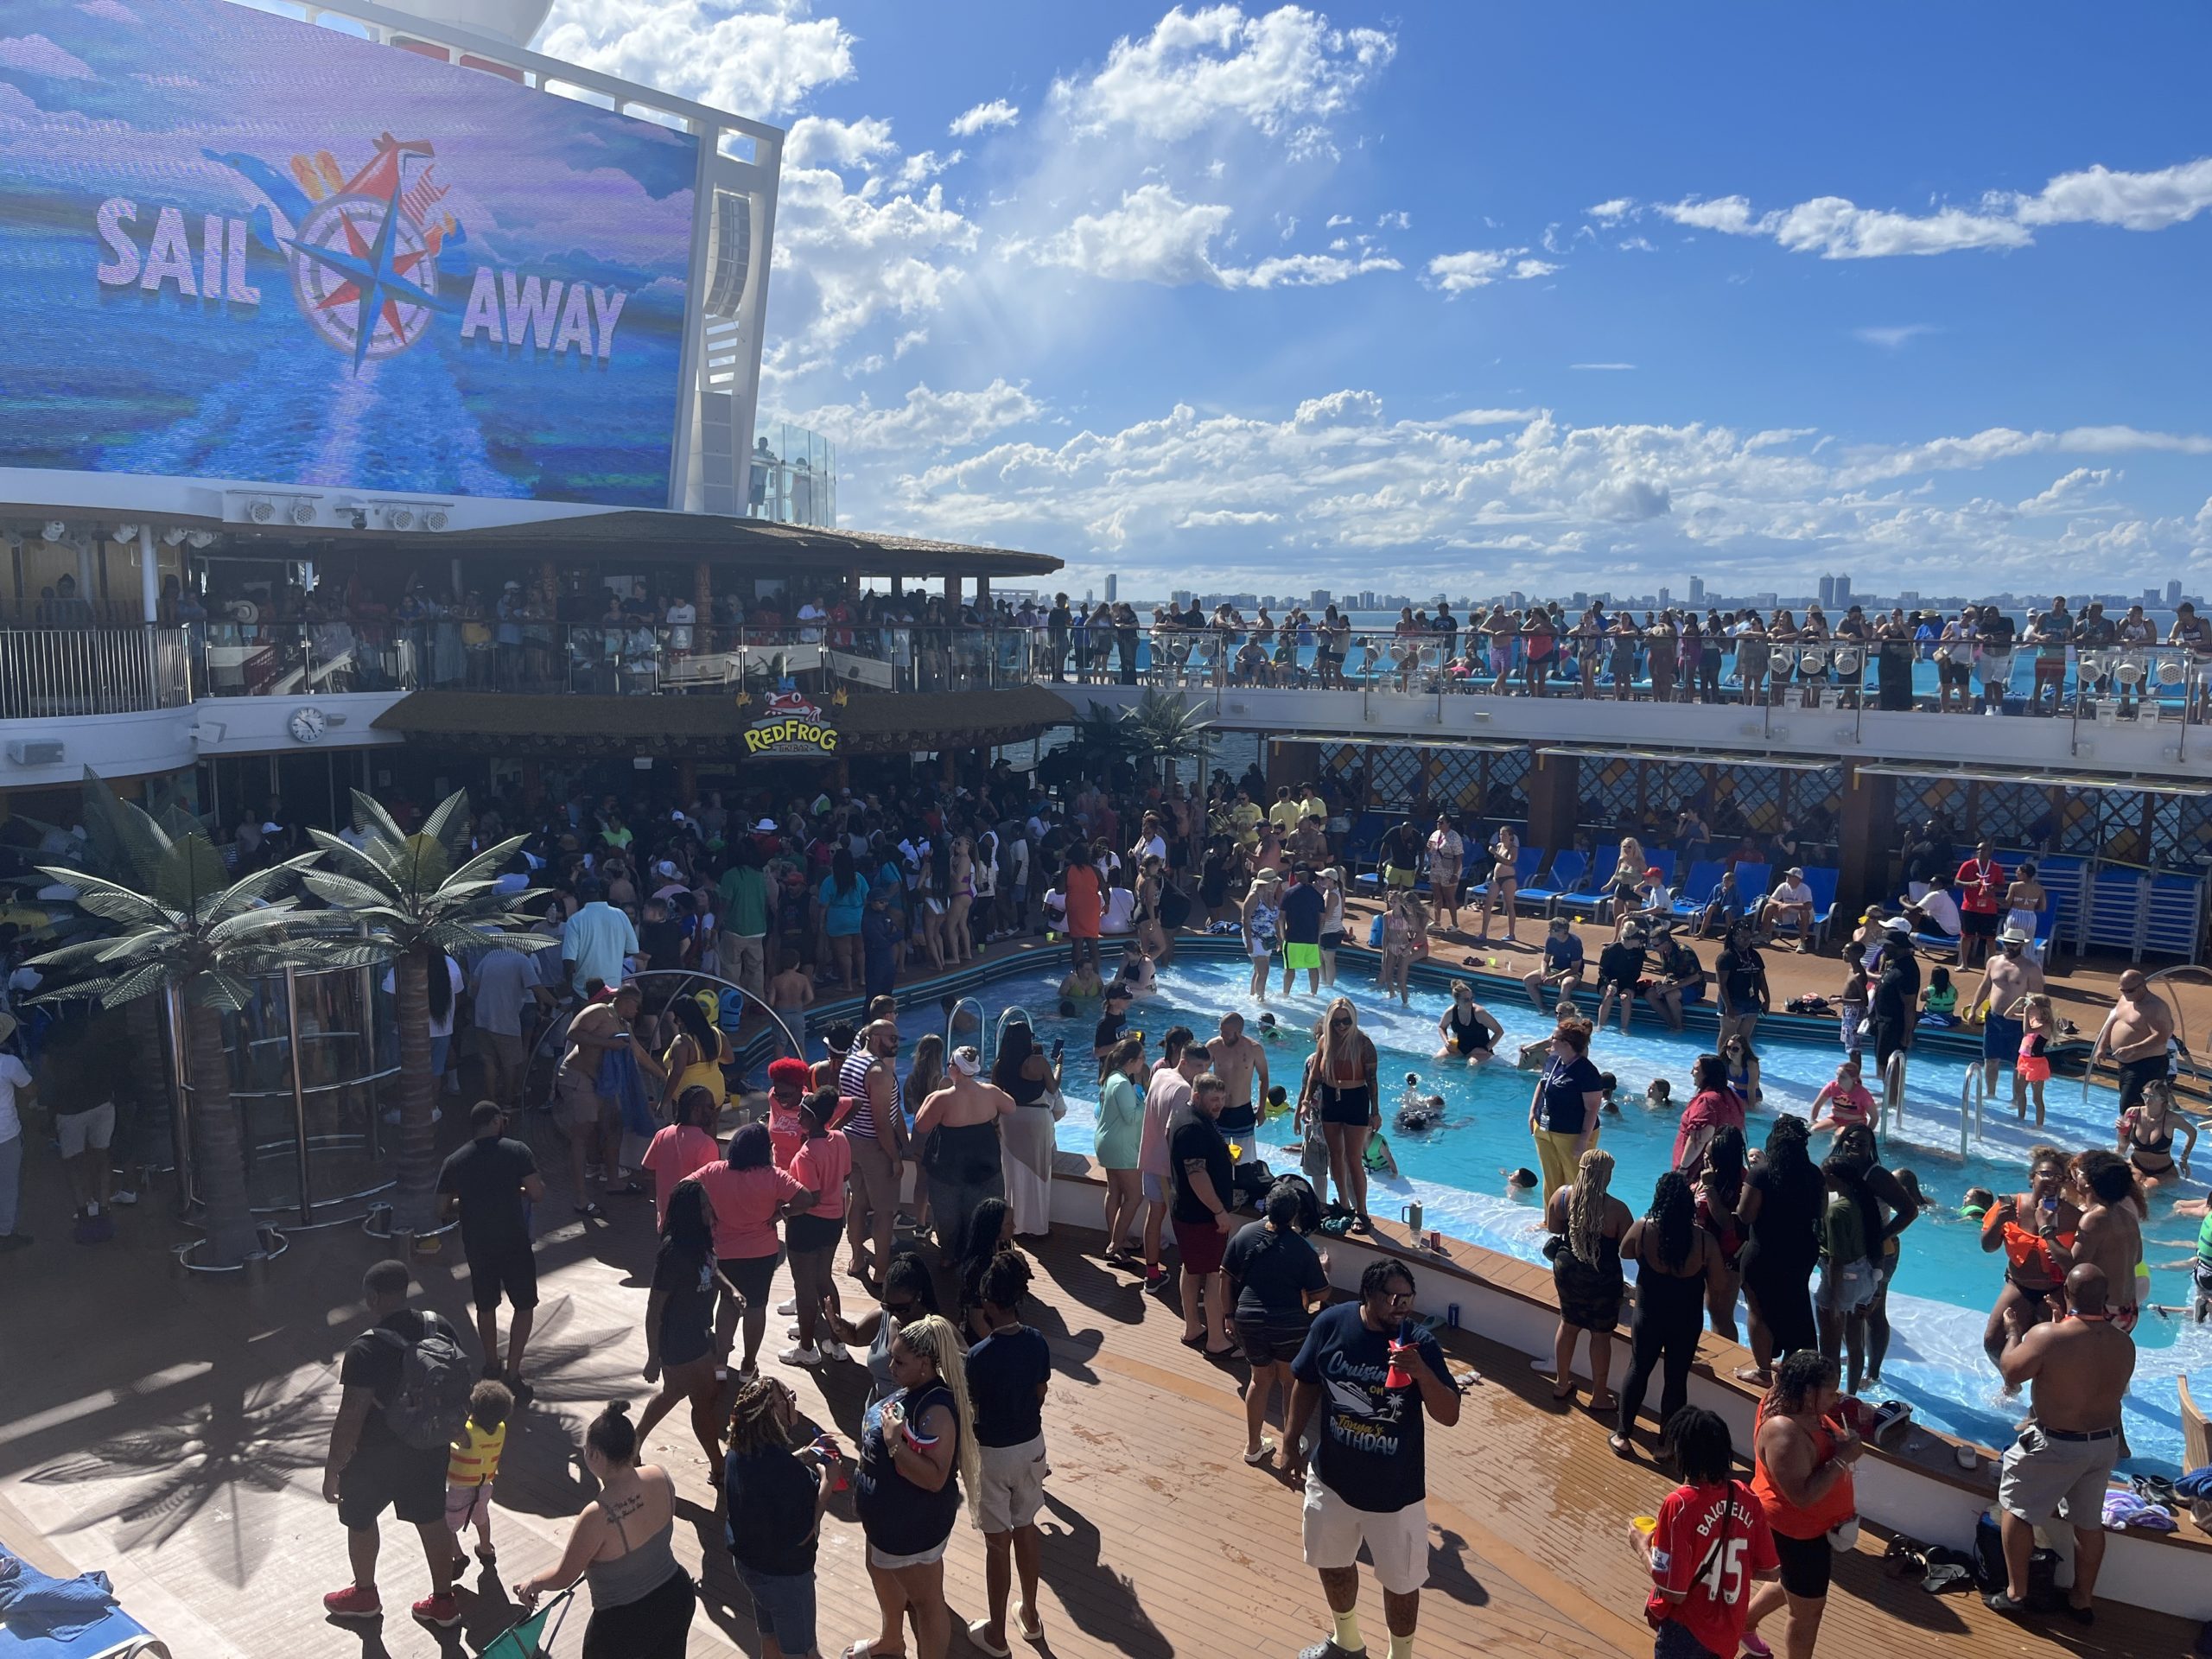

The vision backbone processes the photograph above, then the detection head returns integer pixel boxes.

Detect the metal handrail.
[0,624,190,716]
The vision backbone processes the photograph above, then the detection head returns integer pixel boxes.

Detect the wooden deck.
[1,1163,2198,1659]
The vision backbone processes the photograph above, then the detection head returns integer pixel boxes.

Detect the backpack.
[1268,1173,1323,1234]
[373,1313,474,1451]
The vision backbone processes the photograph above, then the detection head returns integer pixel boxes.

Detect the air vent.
[6,740,64,766]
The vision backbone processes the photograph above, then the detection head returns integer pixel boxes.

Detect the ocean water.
[891,957,2211,1472]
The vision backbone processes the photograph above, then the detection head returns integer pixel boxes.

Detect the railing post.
[284,964,314,1228]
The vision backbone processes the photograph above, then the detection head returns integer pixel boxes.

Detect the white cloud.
[793,378,1041,452]
[1052,3,1395,153]
[892,328,929,359]
[1602,153,2212,262]
[1003,183,1234,285]
[0,35,97,79]
[1853,323,1939,350]
[785,114,896,169]
[1222,249,1401,288]
[1003,183,1396,289]
[2018,467,2113,513]
[1325,213,1354,227]
[1425,248,1554,295]
[537,0,855,118]
[949,97,1020,137]
[1616,236,1655,252]
[1376,209,1410,230]
[1570,362,1637,372]
[842,353,885,378]
[893,148,963,188]
[770,162,977,352]
[830,391,2212,590]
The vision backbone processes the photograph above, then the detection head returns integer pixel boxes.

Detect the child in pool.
[1958,1185,1996,1221]
[1504,1166,1539,1203]
[2009,992,2056,1126]
[1262,1083,1289,1119]
[1643,1078,1674,1112]
[1257,1012,1281,1041]
[1598,1071,1621,1115]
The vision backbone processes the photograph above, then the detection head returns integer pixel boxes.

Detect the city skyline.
[524,2,2212,591]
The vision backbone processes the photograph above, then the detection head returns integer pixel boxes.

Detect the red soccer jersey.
[1647,1479,1777,1658]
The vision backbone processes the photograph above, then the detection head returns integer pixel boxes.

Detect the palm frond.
[302,830,395,891]
[97,957,181,1008]
[443,834,532,891]
[348,789,408,848]
[35,867,172,931]
[152,836,235,920]
[416,788,474,868]
[300,871,404,914]
[205,854,322,924]
[78,768,172,887]
[189,971,257,1013]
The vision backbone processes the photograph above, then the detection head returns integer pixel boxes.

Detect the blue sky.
[538,2,2212,595]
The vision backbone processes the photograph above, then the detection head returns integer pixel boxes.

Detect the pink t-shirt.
[640,1124,720,1227]
[1813,1082,1875,1129]
[1140,1065,1192,1179]
[790,1129,853,1221]
[1670,1088,1745,1174]
[692,1160,804,1260]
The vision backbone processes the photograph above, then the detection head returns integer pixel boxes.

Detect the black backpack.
[373,1312,474,1452]
[1268,1173,1324,1235]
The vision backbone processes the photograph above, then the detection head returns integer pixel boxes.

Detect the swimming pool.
[879,954,2209,1473]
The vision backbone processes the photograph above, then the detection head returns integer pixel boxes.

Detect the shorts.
[975,1434,1049,1533]
[337,1440,447,1529]
[1319,1085,1373,1128]
[446,1481,493,1534]
[1285,942,1322,971]
[720,1250,783,1306]
[1385,868,1418,890]
[1771,1530,1832,1599]
[1173,1217,1229,1275]
[868,1536,950,1571]
[54,1102,115,1158]
[786,1212,846,1255]
[1249,936,1275,961]
[1319,931,1345,950]
[1300,1471,1427,1595]
[1998,1424,2121,1529]
[1961,909,1999,938]
[467,1239,540,1313]
[555,1066,610,1131]
[1143,1171,1168,1205]
[734,1565,816,1656]
[1236,1316,1309,1364]
[1980,654,2014,687]
[1816,1259,1876,1315]
[1939,660,1972,689]
[2117,1055,2168,1114]
[479,1029,528,1085]
[1981,1014,2024,1061]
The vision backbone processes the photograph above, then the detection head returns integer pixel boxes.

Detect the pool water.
[887,957,2211,1473]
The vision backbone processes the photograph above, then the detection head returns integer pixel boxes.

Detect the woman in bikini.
[1978,1146,2082,1376]
[2118,1077,2196,1187]
[945,836,976,966]
[1479,824,1522,944]
[1298,997,1380,1231]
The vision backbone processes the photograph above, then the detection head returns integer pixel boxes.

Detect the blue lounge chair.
[1554,846,1622,919]
[1667,860,1726,920]
[1516,849,1586,915]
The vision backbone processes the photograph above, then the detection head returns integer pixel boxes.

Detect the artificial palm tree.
[27,804,365,1268]
[1123,685,1215,791]
[299,789,551,1236]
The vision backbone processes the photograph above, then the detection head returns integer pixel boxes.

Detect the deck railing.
[0,626,191,718]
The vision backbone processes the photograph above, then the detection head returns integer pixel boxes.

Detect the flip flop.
[1018,1612,1046,1643]
[1244,1439,1279,1465]
[967,1622,1010,1659]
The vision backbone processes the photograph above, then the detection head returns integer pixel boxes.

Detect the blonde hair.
[896,1313,982,1522]
[1618,836,1645,871]
[1567,1147,1616,1267]
[1314,996,1370,1081]
[2019,994,2054,1029]
[906,1033,947,1103]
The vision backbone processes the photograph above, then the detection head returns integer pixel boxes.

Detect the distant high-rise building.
[1834,574,1853,607]
[2169,579,2184,607]
[1688,576,1705,603]
[1103,574,1117,602]
[1898,590,1920,607]
[1818,575,1836,607]
[1171,589,1192,609]
[1310,588,1332,609]
[1657,587,1670,610]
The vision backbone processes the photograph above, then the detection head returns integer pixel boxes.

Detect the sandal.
[1243,1439,1278,1465]
[967,1622,1010,1659]
[572,1202,604,1219]
[1017,1611,1045,1643]
[843,1645,906,1659]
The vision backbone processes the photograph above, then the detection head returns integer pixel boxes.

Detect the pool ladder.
[1880,1050,1909,1141]
[945,995,988,1067]
[1956,1064,1987,1159]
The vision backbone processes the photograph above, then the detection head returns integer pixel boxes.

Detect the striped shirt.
[840,1045,898,1141]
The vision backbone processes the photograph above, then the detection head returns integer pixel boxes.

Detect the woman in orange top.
[1977,1146,2081,1373]
[1063,844,1104,976]
[1745,1350,1861,1659]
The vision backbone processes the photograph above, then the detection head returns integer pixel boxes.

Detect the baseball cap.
[1882,917,1912,934]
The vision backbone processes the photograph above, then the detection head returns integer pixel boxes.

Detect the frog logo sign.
[744,690,840,757]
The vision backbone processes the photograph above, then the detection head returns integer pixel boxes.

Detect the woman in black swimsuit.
[1612,1171,1719,1456]
[2120,1079,2197,1187]
[1298,997,1379,1230]
[1436,981,1503,1063]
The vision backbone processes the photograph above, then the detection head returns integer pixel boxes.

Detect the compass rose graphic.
[285,166,457,373]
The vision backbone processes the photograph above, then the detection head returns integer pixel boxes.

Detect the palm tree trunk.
[124,995,172,1179]
[390,945,437,1233]
[186,1001,260,1267]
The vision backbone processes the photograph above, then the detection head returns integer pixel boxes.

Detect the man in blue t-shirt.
[1279,865,1327,997]
[1519,916,1586,1013]
[1285,1259,1459,1659]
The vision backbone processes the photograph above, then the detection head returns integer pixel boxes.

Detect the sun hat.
[1999,921,2033,944]
[1882,917,1912,934]
[754,817,779,833]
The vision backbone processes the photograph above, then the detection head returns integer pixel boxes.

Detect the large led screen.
[0,0,700,506]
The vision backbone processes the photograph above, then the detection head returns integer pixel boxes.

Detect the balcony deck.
[0,1125,2197,1659]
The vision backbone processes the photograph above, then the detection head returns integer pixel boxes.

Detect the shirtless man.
[766,958,816,1056]
[1979,1147,2082,1377]
[2090,969,2175,1116]
[555,984,659,1216]
[1206,1013,1270,1154]
[2050,1150,2145,1332]
[1967,924,2045,1100]
[1986,1263,2136,1624]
